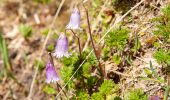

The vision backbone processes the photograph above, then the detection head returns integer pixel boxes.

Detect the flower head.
[66,7,81,30]
[149,95,160,100]
[46,61,59,83]
[53,33,70,58]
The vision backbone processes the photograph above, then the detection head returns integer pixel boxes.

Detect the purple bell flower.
[66,7,81,30]
[149,95,160,100]
[46,62,59,83]
[53,33,70,58]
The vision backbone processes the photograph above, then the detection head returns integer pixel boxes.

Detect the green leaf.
[149,61,164,83]
[0,33,11,71]
[47,44,55,52]
[131,35,141,54]
[112,54,121,65]
[83,62,91,77]
[19,24,32,38]
[43,85,56,94]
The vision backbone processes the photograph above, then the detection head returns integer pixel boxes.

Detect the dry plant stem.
[27,0,65,99]
[83,5,106,78]
[70,29,82,59]
[55,0,144,98]
[83,0,109,51]
[57,82,68,98]
[48,52,54,66]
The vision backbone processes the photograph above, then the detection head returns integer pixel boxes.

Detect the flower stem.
[83,5,106,79]
[70,29,82,59]
[48,52,54,67]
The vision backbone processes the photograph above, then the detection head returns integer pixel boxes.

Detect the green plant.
[19,24,32,38]
[91,80,119,100]
[124,89,148,100]
[153,49,170,65]
[131,34,141,54]
[112,54,121,65]
[105,28,129,51]
[77,90,89,100]
[153,4,170,43]
[43,85,56,94]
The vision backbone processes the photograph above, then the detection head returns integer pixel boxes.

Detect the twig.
[27,0,65,99]
[55,0,145,98]
[110,70,131,77]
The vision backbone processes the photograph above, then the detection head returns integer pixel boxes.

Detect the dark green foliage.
[87,76,97,87]
[105,28,129,51]
[124,89,148,100]
[19,24,32,38]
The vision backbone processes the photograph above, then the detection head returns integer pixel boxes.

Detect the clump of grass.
[153,49,170,74]
[19,24,32,39]
[0,33,12,72]
[153,4,170,43]
[153,49,170,65]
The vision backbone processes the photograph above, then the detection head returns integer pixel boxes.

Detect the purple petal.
[66,7,81,30]
[53,34,70,58]
[149,95,160,100]
[46,62,59,83]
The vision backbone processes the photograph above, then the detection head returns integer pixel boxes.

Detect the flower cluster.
[46,6,81,83]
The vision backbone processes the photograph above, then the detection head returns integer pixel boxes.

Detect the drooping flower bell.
[53,33,70,58]
[46,61,59,83]
[149,95,160,100]
[66,7,81,30]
